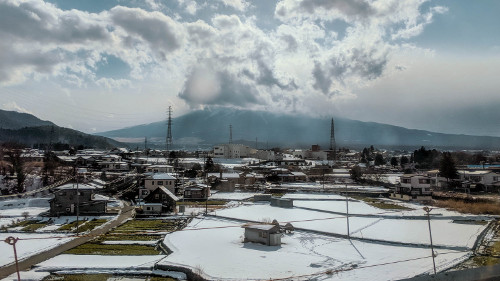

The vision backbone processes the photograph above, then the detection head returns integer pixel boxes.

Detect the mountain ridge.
[0,109,124,149]
[96,108,500,150]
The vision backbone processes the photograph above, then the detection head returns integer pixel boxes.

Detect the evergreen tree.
[400,156,409,167]
[439,152,458,182]
[374,153,385,166]
[390,157,398,167]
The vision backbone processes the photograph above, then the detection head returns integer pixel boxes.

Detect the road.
[0,204,135,279]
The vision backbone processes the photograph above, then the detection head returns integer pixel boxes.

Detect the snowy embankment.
[19,254,187,280]
[209,192,262,201]
[160,217,470,281]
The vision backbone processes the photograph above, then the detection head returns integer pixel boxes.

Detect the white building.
[144,173,177,194]
[213,144,255,158]
[146,165,174,173]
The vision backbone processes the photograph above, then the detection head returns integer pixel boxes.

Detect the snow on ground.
[0,233,73,267]
[282,193,348,200]
[214,203,487,248]
[0,197,51,217]
[210,192,262,201]
[161,217,470,280]
[12,255,186,281]
[34,254,166,271]
[280,182,389,192]
[294,200,386,215]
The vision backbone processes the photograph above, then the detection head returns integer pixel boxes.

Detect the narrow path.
[0,204,135,279]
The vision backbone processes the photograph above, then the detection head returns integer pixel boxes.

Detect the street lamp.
[423,206,436,275]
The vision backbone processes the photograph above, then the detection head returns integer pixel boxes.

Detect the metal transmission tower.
[166,106,173,152]
[330,118,336,160]
[229,124,233,144]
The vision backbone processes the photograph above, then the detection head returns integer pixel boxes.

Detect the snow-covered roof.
[56,183,96,190]
[208,173,240,179]
[158,186,179,201]
[148,173,176,180]
[242,224,278,231]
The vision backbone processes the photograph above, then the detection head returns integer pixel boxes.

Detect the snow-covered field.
[161,217,470,280]
[0,233,73,267]
[215,202,487,248]
[0,197,50,217]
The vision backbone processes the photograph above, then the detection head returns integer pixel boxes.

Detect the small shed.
[270,197,293,208]
[242,224,281,246]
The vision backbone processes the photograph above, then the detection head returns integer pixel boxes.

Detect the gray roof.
[158,186,179,201]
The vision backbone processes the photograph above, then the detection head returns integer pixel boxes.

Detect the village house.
[146,164,174,173]
[49,184,107,216]
[458,170,500,192]
[391,174,432,202]
[141,186,179,214]
[184,184,210,200]
[144,173,177,194]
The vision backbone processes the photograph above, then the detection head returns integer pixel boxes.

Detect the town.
[1,118,500,281]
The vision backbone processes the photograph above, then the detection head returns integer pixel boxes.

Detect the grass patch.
[434,200,500,215]
[64,243,160,255]
[9,220,39,228]
[22,223,48,232]
[43,274,111,281]
[57,220,86,232]
[352,196,410,210]
[471,256,500,267]
[111,219,179,233]
[97,233,162,241]
[75,219,108,233]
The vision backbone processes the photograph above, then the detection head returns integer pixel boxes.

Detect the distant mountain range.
[96,108,500,150]
[0,109,122,149]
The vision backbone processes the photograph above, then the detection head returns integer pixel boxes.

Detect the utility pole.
[4,236,20,281]
[76,169,80,235]
[229,125,233,144]
[345,183,350,238]
[423,206,437,275]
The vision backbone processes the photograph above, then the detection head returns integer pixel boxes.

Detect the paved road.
[0,204,135,279]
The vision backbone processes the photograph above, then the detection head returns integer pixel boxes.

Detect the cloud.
[1,101,34,114]
[109,6,185,59]
[179,67,261,107]
[217,0,250,12]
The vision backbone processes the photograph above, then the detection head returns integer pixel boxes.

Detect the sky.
[0,0,499,136]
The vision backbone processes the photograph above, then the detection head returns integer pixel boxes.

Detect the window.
[152,181,155,185]
[157,181,163,185]
[259,232,268,238]
[162,194,166,199]
[146,207,151,211]
[155,194,159,199]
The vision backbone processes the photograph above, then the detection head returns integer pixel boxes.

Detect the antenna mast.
[229,124,233,144]
[166,106,173,153]
[330,118,336,160]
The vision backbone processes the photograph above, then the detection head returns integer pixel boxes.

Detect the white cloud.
[218,0,250,12]
[1,101,33,114]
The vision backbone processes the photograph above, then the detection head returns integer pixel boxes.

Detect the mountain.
[0,109,55,129]
[0,109,124,149]
[97,108,500,150]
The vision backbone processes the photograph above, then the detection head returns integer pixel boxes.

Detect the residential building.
[49,184,106,216]
[142,186,179,214]
[144,173,177,194]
